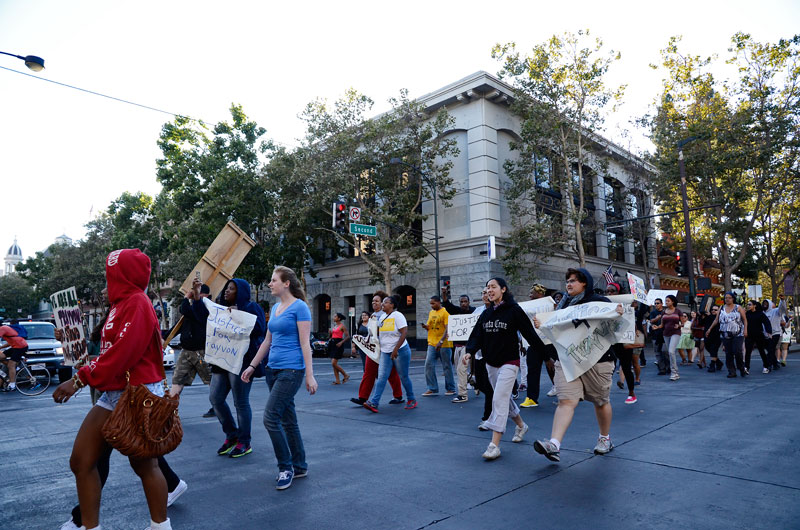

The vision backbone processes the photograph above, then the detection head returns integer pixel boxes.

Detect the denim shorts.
[96,382,164,411]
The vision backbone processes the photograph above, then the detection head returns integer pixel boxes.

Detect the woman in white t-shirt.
[363,295,417,412]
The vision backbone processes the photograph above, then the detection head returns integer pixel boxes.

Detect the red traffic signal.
[332,201,347,231]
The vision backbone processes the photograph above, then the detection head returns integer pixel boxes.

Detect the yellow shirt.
[426,308,452,348]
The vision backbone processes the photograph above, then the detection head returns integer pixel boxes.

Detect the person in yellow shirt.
[421,295,456,396]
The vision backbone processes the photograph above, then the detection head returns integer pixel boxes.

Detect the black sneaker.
[229,443,252,458]
[350,397,366,405]
[772,364,781,371]
[388,397,404,404]
[203,407,216,418]
[217,438,238,455]
[716,359,724,370]
[293,468,308,478]
[708,364,716,373]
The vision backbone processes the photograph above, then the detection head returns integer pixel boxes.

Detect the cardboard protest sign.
[352,316,380,363]
[536,297,635,382]
[179,221,257,298]
[646,289,678,306]
[447,312,483,343]
[627,272,649,304]
[202,298,257,374]
[50,287,88,366]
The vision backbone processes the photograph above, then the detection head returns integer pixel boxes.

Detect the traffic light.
[441,276,451,293]
[676,250,688,277]
[332,201,347,231]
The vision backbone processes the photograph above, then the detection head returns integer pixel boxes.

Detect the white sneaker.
[669,373,680,381]
[60,518,80,530]
[512,422,529,443]
[762,367,770,374]
[478,421,490,431]
[167,479,187,507]
[482,443,501,460]
[546,385,557,397]
[143,519,172,530]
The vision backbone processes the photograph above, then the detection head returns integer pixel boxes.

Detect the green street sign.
[349,223,377,237]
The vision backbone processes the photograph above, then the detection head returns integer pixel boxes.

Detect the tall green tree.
[647,34,800,291]
[493,30,625,278]
[0,274,38,319]
[298,89,459,292]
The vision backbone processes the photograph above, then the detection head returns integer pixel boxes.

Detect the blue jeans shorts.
[96,382,164,411]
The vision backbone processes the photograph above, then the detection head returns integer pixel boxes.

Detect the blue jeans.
[369,344,415,407]
[209,370,253,444]
[263,368,306,473]
[425,345,455,392]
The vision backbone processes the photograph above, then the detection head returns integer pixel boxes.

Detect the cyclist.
[0,319,29,392]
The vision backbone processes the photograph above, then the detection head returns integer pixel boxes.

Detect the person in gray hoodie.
[763,296,787,371]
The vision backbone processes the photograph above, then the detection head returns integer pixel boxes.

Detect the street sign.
[487,235,496,262]
[349,223,377,237]
[348,207,361,222]
[348,306,355,317]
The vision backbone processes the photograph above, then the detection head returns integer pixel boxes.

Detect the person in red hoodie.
[52,249,173,530]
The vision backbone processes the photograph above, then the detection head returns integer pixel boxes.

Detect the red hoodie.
[76,249,163,391]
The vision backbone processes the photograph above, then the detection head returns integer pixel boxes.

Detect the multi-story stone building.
[303,71,659,349]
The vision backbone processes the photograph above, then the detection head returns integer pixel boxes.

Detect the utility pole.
[678,136,699,310]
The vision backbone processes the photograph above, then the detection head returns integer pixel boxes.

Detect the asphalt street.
[2,347,799,530]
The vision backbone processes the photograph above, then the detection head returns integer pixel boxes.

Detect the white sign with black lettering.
[203,298,257,374]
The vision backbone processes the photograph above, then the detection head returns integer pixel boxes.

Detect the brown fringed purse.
[102,366,183,458]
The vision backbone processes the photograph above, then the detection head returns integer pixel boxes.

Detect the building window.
[533,154,552,189]
[607,229,625,262]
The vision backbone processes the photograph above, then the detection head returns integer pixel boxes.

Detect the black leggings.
[744,336,771,370]
[70,446,180,526]
[616,346,635,394]
[473,357,493,421]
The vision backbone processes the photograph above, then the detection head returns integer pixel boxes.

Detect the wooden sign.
[178,221,257,297]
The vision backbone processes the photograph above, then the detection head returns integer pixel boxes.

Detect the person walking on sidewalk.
[328,313,350,384]
[464,278,542,460]
[350,291,404,406]
[363,295,417,413]
[243,266,318,491]
[421,295,456,397]
[532,267,624,463]
[763,297,787,371]
[442,289,477,403]
[691,310,707,369]
[707,292,748,378]
[705,306,724,372]
[170,282,214,418]
[195,277,267,458]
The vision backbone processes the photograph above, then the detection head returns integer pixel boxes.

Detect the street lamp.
[0,51,45,72]
[678,136,699,309]
[389,157,441,291]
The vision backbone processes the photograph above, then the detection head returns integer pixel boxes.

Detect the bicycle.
[0,356,51,396]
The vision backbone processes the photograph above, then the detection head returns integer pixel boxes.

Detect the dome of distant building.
[7,241,21,257]
[55,234,73,246]
[4,237,23,276]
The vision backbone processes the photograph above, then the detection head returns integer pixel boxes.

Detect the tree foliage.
[646,34,800,291]
[0,274,38,319]
[493,30,625,280]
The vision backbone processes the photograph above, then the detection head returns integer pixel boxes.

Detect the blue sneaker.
[276,469,294,490]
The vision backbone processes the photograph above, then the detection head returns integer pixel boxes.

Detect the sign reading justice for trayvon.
[50,286,88,366]
[202,298,257,374]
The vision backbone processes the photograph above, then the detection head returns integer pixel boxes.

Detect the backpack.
[9,324,27,339]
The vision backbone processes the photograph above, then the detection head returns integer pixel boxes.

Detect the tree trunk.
[383,251,392,293]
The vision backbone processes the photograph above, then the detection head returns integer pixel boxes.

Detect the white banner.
[50,286,88,366]
[353,316,381,363]
[646,289,678,306]
[518,297,556,346]
[535,297,634,382]
[202,298,257,374]
[627,272,649,304]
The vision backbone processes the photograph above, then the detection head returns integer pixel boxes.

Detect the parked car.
[13,321,74,383]
[310,332,329,357]
[163,344,176,369]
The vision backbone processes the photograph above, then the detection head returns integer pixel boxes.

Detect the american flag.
[602,264,614,286]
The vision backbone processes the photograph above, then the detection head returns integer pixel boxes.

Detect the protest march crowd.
[40,248,791,530]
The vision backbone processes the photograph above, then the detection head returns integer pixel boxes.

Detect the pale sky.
[1,0,798,260]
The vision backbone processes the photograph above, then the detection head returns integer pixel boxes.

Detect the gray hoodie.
[764,299,787,337]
